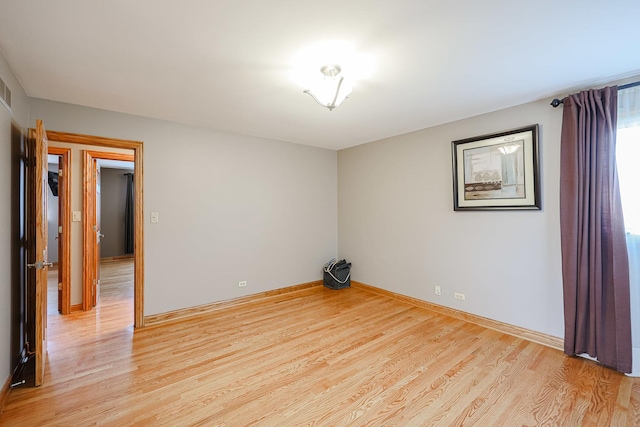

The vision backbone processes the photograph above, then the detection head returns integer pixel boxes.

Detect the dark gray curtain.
[124,173,134,254]
[560,86,632,373]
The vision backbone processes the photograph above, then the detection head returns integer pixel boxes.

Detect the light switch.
[72,211,81,222]
[150,212,159,223]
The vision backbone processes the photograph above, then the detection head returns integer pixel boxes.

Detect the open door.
[56,158,63,313]
[27,119,50,386]
[93,161,102,307]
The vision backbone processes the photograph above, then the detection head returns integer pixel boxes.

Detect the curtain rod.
[550,80,640,108]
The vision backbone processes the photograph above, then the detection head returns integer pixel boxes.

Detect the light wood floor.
[3,259,640,426]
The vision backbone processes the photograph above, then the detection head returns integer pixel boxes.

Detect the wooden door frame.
[84,150,134,310]
[47,146,71,314]
[47,131,145,328]
[84,154,97,310]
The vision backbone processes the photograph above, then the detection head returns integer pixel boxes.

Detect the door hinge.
[58,283,62,291]
[58,168,63,177]
[58,225,62,234]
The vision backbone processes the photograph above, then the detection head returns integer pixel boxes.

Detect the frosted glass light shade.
[304,65,352,111]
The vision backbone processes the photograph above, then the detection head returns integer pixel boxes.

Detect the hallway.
[47,258,134,324]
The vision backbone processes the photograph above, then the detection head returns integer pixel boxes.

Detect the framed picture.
[451,124,540,211]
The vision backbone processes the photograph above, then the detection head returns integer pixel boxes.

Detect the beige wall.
[338,98,566,338]
[100,167,134,259]
[0,51,28,384]
[0,90,14,387]
[338,74,640,341]
[29,98,339,316]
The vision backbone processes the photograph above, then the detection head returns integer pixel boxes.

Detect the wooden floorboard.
[2,259,640,426]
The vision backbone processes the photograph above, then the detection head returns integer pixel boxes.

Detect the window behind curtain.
[617,126,640,235]
[617,85,640,234]
[617,84,640,375]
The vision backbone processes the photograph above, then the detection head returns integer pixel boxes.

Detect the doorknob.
[27,261,43,269]
[98,232,105,238]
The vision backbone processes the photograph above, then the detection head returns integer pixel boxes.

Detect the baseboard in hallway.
[100,255,134,263]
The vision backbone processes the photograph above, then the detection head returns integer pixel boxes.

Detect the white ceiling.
[1,1,639,150]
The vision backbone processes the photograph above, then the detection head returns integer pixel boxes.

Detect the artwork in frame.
[451,124,541,211]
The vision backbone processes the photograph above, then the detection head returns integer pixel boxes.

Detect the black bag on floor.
[323,259,351,290]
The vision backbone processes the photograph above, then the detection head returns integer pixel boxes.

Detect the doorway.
[46,130,145,328]
[46,147,71,314]
[84,151,135,311]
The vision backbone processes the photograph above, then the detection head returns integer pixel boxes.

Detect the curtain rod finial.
[550,98,563,108]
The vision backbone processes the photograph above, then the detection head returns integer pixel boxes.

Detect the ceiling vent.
[0,76,11,112]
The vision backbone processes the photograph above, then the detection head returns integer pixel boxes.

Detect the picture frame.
[451,124,540,211]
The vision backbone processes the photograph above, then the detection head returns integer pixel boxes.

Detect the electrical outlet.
[454,292,466,301]
[434,286,441,296]
[238,281,247,288]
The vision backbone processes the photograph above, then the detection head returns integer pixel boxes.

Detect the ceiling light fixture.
[304,64,352,111]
